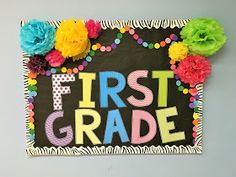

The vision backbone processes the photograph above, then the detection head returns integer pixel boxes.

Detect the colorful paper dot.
[73,68,78,74]
[82,61,88,67]
[142,42,148,48]
[86,56,92,62]
[194,107,199,112]
[28,103,34,110]
[176,80,181,86]
[137,38,143,44]
[170,34,178,41]
[178,86,184,91]
[96,43,101,49]
[133,34,139,40]
[78,65,84,71]
[46,70,51,76]
[189,103,195,109]
[100,46,106,52]
[28,97,34,103]
[183,88,189,94]
[190,96,195,102]
[192,119,198,126]
[67,69,72,74]
[28,72,37,79]
[129,29,135,35]
[192,132,197,138]
[50,68,57,74]
[154,43,160,49]
[124,25,130,31]
[92,45,97,51]
[165,38,171,44]
[61,67,67,73]
[106,46,112,52]
[114,39,120,44]
[193,113,199,119]
[148,43,154,49]
[170,60,176,65]
[117,33,123,39]
[160,41,166,47]
[89,50,95,56]
[111,43,117,49]
[120,28,126,34]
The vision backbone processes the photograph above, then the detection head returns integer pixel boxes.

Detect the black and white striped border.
[21,19,203,156]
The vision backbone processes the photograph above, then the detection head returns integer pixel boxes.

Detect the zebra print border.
[21,19,203,156]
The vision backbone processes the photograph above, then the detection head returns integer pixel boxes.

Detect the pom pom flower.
[27,56,47,74]
[72,40,91,61]
[85,19,102,39]
[45,50,65,67]
[174,55,211,86]
[55,19,89,58]
[168,42,189,61]
[180,18,227,57]
[20,20,55,55]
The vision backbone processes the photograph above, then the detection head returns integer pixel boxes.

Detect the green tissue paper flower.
[180,18,227,57]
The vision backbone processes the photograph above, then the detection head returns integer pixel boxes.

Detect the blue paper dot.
[50,68,57,74]
[142,42,148,47]
[114,39,120,44]
[86,56,92,62]
[176,80,181,86]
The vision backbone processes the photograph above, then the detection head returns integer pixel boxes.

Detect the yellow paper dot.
[61,67,67,73]
[28,79,37,86]
[29,122,35,129]
[154,43,160,49]
[120,28,126,34]
[183,88,189,94]
[92,45,97,51]
[193,113,199,119]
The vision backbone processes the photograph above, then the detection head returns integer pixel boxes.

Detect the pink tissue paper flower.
[85,19,102,39]
[174,55,212,86]
[45,49,65,67]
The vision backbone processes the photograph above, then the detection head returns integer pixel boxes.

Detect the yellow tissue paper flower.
[168,42,189,61]
[55,19,89,58]
[72,40,91,61]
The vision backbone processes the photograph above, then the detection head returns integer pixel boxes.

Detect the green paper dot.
[148,43,154,49]
[28,85,37,91]
[178,86,184,91]
[194,107,199,112]
[29,129,35,134]
[56,67,61,72]
[89,51,95,56]
[117,33,123,39]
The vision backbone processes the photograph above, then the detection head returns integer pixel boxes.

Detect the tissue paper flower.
[27,56,47,74]
[45,49,65,67]
[180,18,227,57]
[55,19,89,58]
[20,20,55,55]
[72,40,91,61]
[174,55,211,86]
[85,19,102,39]
[168,42,189,61]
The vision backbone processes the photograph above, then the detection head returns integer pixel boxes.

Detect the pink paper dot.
[192,132,197,138]
[78,65,84,71]
[106,46,112,52]
[100,46,106,52]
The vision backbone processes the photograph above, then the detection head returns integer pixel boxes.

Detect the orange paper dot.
[67,69,73,74]
[124,25,130,31]
[192,119,199,125]
[96,43,101,49]
[169,60,176,65]
[160,41,166,47]
[28,72,37,79]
